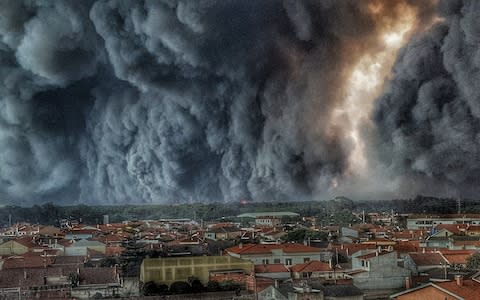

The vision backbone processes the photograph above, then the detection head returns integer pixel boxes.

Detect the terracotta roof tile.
[439,250,476,265]
[254,264,289,273]
[408,252,447,266]
[356,250,391,260]
[79,267,118,285]
[2,255,53,269]
[436,279,480,300]
[53,256,86,266]
[226,243,320,255]
[290,260,332,273]
[105,246,126,256]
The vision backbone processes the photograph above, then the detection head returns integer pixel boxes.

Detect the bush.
[190,279,205,292]
[141,282,169,296]
[206,281,221,292]
[219,280,242,291]
[169,281,191,294]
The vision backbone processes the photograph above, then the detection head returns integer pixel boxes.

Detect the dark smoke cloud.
[372,0,480,198]
[0,0,435,204]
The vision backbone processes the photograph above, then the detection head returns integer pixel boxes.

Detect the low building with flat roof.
[236,212,299,218]
[407,214,480,230]
[140,256,253,286]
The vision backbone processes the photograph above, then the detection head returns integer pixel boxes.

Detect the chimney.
[405,277,412,290]
[455,275,463,287]
[274,280,279,288]
[239,242,243,249]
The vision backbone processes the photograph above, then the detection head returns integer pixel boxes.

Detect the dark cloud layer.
[0,0,450,204]
[372,0,480,198]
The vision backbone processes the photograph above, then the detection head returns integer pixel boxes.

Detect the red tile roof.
[53,256,86,266]
[392,241,420,253]
[79,267,119,285]
[329,244,378,257]
[408,252,447,266]
[290,260,332,273]
[105,246,126,256]
[2,254,53,269]
[0,268,67,288]
[434,224,468,235]
[12,237,38,248]
[466,225,480,232]
[254,264,289,273]
[226,243,320,255]
[436,279,480,300]
[439,250,476,265]
[453,240,480,247]
[356,250,391,260]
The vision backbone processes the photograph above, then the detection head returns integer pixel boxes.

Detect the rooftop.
[357,250,392,260]
[237,212,299,218]
[290,260,332,273]
[226,243,320,255]
[255,264,290,273]
[408,252,447,266]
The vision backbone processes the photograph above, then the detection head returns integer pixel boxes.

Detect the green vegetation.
[466,253,480,270]
[282,228,328,243]
[140,279,240,296]
[0,195,477,227]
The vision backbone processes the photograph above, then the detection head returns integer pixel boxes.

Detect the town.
[1,199,480,300]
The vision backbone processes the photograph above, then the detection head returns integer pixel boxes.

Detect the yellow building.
[140,256,253,286]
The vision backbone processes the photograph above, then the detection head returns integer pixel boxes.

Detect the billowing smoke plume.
[0,0,437,204]
[372,0,480,198]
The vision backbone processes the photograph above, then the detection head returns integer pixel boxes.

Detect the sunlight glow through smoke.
[329,5,417,191]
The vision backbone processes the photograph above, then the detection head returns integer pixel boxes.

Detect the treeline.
[0,195,478,227]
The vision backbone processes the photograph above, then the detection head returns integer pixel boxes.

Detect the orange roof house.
[391,275,480,300]
[439,250,477,266]
[226,243,321,266]
[289,260,344,280]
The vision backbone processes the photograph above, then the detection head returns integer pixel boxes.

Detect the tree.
[68,272,79,287]
[282,228,328,243]
[466,253,480,270]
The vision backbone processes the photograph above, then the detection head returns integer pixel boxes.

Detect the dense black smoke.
[0,0,438,204]
[372,0,480,198]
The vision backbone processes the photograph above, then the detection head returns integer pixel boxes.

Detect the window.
[361,260,365,267]
[285,258,292,265]
[262,259,269,264]
[274,259,280,264]
[303,258,310,263]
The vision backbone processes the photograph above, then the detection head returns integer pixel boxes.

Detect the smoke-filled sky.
[0,0,478,205]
